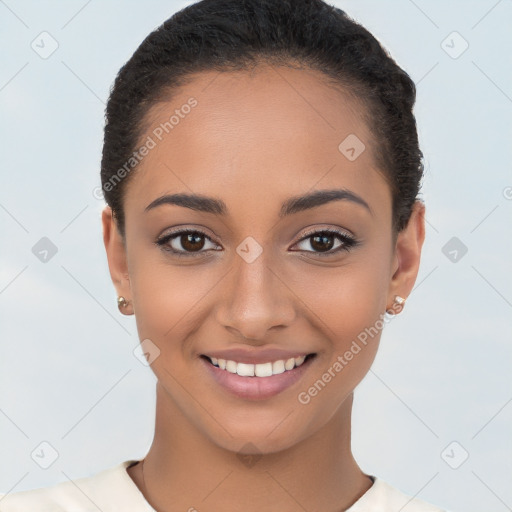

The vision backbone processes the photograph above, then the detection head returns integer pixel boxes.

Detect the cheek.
[292,252,391,344]
[127,247,220,356]
[289,246,392,400]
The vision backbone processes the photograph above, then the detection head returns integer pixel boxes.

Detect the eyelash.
[155,227,359,258]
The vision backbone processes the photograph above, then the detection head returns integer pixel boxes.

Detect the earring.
[117,296,131,312]
[387,295,406,315]
[394,295,406,306]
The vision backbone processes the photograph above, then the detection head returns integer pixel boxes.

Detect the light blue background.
[1,1,511,511]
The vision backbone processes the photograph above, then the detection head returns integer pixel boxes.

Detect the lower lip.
[201,355,316,401]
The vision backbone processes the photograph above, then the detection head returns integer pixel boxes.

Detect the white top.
[0,460,448,511]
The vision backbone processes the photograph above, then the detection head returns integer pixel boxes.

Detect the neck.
[128,383,372,512]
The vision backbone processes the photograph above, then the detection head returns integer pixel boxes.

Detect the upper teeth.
[209,355,308,377]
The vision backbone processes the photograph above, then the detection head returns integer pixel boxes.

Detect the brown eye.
[156,230,220,257]
[309,233,335,252]
[292,229,358,257]
[180,232,206,252]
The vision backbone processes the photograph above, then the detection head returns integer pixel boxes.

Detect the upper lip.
[202,348,315,364]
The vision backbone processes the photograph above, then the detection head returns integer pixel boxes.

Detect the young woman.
[0,0,449,510]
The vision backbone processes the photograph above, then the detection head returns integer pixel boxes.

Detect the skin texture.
[102,64,425,512]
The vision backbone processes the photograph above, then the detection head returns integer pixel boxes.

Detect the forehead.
[124,64,390,219]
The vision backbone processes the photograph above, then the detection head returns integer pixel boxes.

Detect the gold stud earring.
[117,296,131,312]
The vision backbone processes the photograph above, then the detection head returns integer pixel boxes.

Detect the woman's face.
[103,64,424,453]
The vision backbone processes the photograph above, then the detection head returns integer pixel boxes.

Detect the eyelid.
[296,225,355,241]
[157,224,216,238]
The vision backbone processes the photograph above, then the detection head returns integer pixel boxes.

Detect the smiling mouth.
[201,353,317,377]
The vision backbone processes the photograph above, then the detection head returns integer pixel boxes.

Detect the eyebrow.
[144,188,372,217]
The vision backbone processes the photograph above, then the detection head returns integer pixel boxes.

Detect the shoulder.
[348,476,450,512]
[0,460,151,512]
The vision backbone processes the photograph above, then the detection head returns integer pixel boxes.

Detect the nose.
[215,251,296,341]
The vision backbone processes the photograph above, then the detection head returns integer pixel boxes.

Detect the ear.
[387,200,426,313]
[101,206,133,315]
